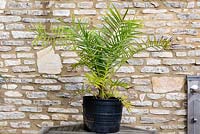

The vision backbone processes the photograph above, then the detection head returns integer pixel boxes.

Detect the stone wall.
[0,0,199,133]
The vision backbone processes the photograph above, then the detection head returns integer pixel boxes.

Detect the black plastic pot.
[83,96,123,133]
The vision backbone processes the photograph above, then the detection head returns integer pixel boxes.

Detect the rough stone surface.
[152,77,184,93]
[0,1,198,133]
[37,46,63,74]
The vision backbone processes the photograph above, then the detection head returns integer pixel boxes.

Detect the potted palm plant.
[33,6,170,133]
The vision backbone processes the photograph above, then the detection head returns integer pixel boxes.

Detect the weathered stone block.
[37,46,63,74]
[10,121,30,128]
[53,10,70,16]
[141,116,171,123]
[141,66,169,74]
[161,101,181,108]
[163,59,195,65]
[48,108,79,114]
[19,106,42,113]
[39,85,61,91]
[4,98,32,105]
[150,109,170,115]
[121,116,136,123]
[30,114,50,120]
[78,2,93,8]
[117,66,135,73]
[12,31,35,39]
[0,105,16,112]
[5,91,23,97]
[0,16,21,22]
[4,59,21,66]
[166,93,186,100]
[33,100,61,106]
[0,112,25,120]
[52,114,69,121]
[26,92,47,98]
[152,77,184,93]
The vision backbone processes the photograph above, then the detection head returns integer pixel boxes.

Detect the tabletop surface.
[40,124,156,134]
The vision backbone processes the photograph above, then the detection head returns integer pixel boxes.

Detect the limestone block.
[37,46,62,74]
[152,77,185,93]
[0,0,6,9]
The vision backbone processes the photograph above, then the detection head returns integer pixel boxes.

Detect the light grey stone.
[176,52,187,57]
[1,84,17,90]
[48,108,79,113]
[34,79,57,84]
[0,32,9,39]
[141,66,169,74]
[0,105,16,112]
[152,77,184,93]
[163,59,195,65]
[141,116,171,123]
[172,29,198,36]
[6,23,25,30]
[132,79,151,85]
[151,52,173,57]
[1,54,16,59]
[0,112,25,120]
[55,3,76,8]
[146,59,161,65]
[12,31,35,39]
[19,106,42,113]
[0,0,6,9]
[0,46,12,51]
[61,52,78,57]
[188,50,200,56]
[1,40,24,46]
[150,109,170,115]
[26,92,47,98]
[63,58,79,64]
[0,16,21,22]
[164,1,186,8]
[133,86,152,92]
[53,10,70,16]
[24,60,35,65]
[147,94,165,100]
[52,114,69,121]
[121,116,136,123]
[0,23,4,30]
[37,46,63,74]
[133,52,149,57]
[117,66,135,73]
[12,66,35,73]
[174,110,186,115]
[4,98,32,105]
[39,85,61,91]
[127,59,144,65]
[58,77,85,83]
[166,93,186,100]
[10,121,30,128]
[5,91,23,97]
[161,101,181,108]
[33,100,61,106]
[65,83,83,90]
[78,2,93,8]
[74,10,96,15]
[30,114,50,120]
[131,101,152,106]
[17,53,34,58]
[142,9,167,14]
[15,47,31,52]
[96,2,107,8]
[4,59,21,66]
[7,1,32,9]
